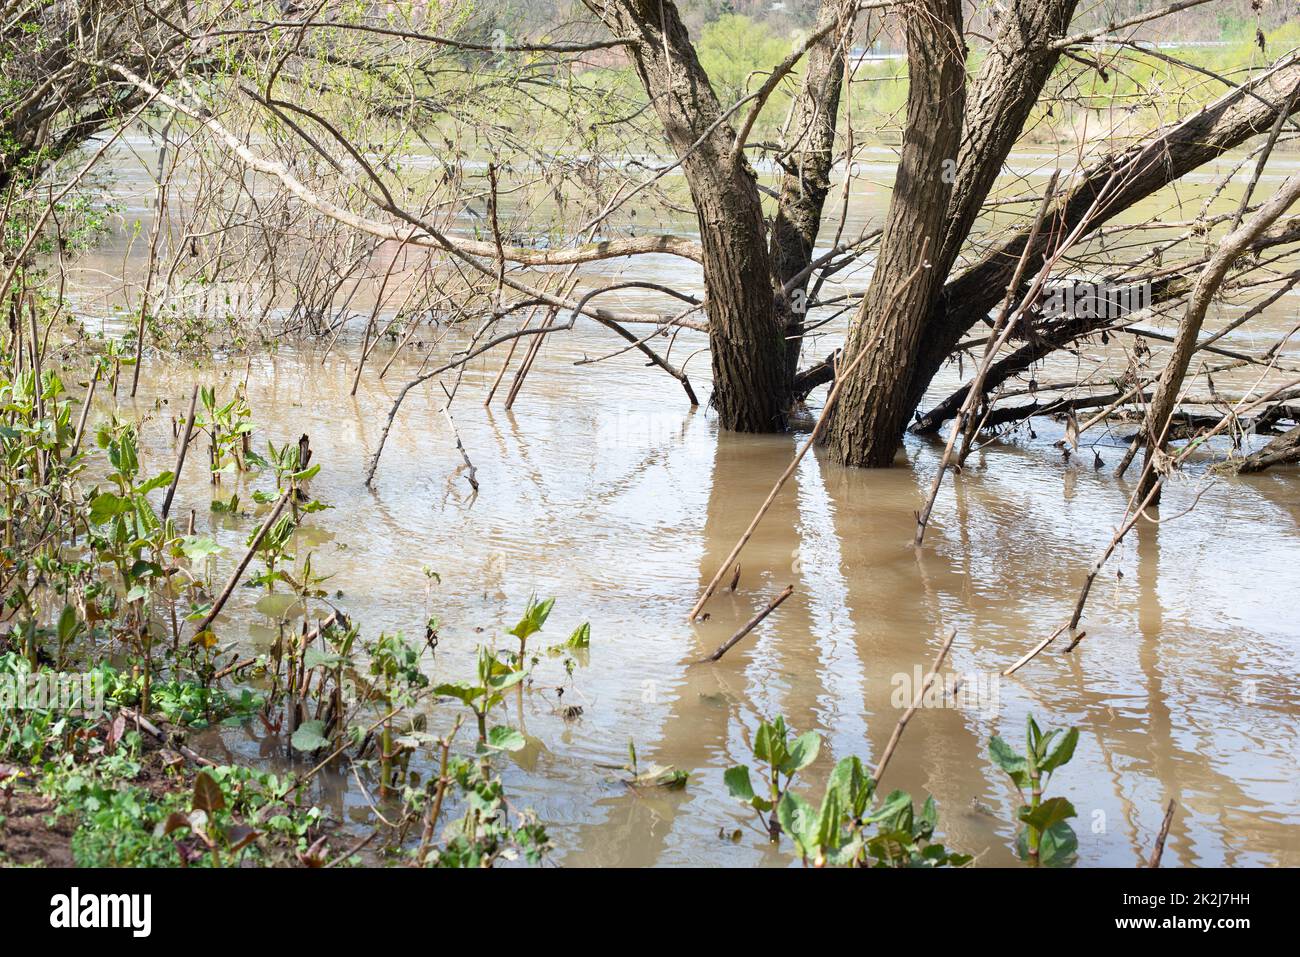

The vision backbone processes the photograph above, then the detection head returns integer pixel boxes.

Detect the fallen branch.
[699,585,794,663]
[193,488,292,635]
[160,385,199,522]
[119,708,217,768]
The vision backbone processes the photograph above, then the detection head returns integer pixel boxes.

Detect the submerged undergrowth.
[0,294,1091,869]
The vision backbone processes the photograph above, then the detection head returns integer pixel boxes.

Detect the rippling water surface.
[63,140,1300,866]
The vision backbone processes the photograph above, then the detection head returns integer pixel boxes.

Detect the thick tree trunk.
[587,0,789,431]
[823,0,967,467]
[821,0,1078,466]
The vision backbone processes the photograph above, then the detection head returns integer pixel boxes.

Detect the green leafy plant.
[366,631,430,794]
[434,644,526,746]
[197,385,255,484]
[505,595,554,668]
[989,715,1080,866]
[86,419,176,711]
[724,714,820,840]
[727,716,970,867]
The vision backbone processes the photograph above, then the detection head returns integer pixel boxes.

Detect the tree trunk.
[768,0,859,384]
[587,0,789,431]
[824,0,967,467]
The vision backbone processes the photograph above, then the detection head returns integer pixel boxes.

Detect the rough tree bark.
[823,0,967,467]
[583,0,790,431]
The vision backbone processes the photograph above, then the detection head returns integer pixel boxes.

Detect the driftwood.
[119,708,216,768]
[1230,422,1300,473]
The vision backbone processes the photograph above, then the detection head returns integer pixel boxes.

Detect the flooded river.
[60,139,1300,866]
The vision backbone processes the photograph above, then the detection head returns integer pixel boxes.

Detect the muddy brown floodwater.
[64,141,1300,866]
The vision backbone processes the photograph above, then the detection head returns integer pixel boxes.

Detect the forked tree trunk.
[824,0,967,466]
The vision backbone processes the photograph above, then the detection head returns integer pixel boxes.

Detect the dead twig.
[160,385,199,522]
[698,585,794,663]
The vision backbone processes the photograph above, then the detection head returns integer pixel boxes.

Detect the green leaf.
[776,791,819,857]
[1040,727,1079,774]
[136,471,174,496]
[989,735,1030,789]
[432,681,479,706]
[303,647,342,670]
[564,622,590,649]
[508,596,555,641]
[1038,821,1079,866]
[56,605,80,644]
[485,726,525,752]
[864,789,914,832]
[1036,728,1061,763]
[724,765,756,803]
[753,716,788,768]
[780,730,821,776]
[89,491,131,524]
[827,755,874,817]
[290,720,330,753]
[486,668,526,692]
[1019,796,1077,833]
[180,535,223,561]
[815,785,845,851]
